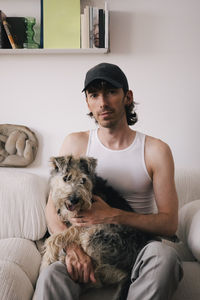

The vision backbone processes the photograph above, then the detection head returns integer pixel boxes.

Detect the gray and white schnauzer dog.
[42,155,156,300]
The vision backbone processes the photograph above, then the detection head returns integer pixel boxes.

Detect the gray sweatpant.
[35,241,183,300]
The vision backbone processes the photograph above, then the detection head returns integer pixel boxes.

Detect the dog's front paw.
[44,233,65,264]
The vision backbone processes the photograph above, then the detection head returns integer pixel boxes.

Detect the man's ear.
[85,95,92,112]
[125,90,134,106]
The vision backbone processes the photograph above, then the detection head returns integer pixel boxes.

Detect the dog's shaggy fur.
[42,155,156,300]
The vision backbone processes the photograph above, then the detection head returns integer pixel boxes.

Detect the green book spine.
[43,0,80,49]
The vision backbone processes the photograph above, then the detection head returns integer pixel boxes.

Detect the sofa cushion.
[177,199,200,261]
[0,238,41,285]
[0,260,34,300]
[0,169,48,240]
[175,170,200,209]
[0,238,42,300]
[172,262,200,300]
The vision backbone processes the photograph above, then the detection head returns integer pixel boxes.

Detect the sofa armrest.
[177,199,200,262]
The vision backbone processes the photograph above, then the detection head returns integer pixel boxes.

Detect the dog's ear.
[79,157,97,175]
[64,155,73,172]
[49,156,68,174]
[50,155,74,174]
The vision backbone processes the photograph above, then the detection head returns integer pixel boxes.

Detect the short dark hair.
[85,80,138,126]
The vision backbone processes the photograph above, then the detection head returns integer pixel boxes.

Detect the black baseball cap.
[82,63,129,92]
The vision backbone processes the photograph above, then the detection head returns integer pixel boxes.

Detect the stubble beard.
[96,107,127,129]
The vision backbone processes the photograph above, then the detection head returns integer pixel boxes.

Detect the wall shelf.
[0,0,109,55]
[0,48,109,55]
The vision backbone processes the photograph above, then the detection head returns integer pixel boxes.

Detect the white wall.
[0,0,200,177]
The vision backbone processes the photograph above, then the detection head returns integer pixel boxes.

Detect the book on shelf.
[80,2,109,49]
[43,0,80,49]
[6,17,27,49]
[89,6,93,48]
[80,13,85,48]
[81,5,89,49]
[93,7,99,48]
[104,1,109,49]
[40,0,44,48]
[0,10,12,49]
[98,9,105,48]
[2,19,17,49]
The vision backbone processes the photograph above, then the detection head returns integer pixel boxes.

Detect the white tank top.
[86,129,155,214]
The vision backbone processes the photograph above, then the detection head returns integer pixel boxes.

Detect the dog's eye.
[63,174,72,182]
[80,178,86,184]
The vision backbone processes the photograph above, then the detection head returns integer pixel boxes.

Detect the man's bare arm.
[45,193,67,234]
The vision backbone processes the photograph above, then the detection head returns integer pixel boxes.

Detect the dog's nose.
[69,195,79,205]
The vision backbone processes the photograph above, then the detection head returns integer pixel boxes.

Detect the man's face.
[86,87,128,128]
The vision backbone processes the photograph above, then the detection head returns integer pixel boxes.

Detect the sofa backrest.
[175,169,200,209]
[0,169,48,241]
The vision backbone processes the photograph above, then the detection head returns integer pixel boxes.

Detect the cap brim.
[82,76,123,92]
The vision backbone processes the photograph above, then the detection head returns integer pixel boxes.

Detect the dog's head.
[49,155,97,219]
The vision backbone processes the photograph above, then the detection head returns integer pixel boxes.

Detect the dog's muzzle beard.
[54,188,93,222]
[65,192,92,213]
[65,193,82,212]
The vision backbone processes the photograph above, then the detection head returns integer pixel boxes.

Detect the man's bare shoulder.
[145,134,174,172]
[146,135,172,154]
[59,131,89,157]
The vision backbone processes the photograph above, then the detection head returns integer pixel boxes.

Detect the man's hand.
[65,244,96,283]
[70,195,120,226]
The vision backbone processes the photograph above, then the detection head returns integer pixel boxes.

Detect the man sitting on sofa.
[36,63,183,300]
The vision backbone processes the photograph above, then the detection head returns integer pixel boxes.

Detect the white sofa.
[0,168,200,300]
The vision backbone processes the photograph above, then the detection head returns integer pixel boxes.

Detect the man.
[36,63,183,300]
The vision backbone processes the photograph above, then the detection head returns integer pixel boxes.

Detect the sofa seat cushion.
[172,262,200,300]
[0,238,41,286]
[162,240,195,262]
[0,169,48,240]
[178,199,200,261]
